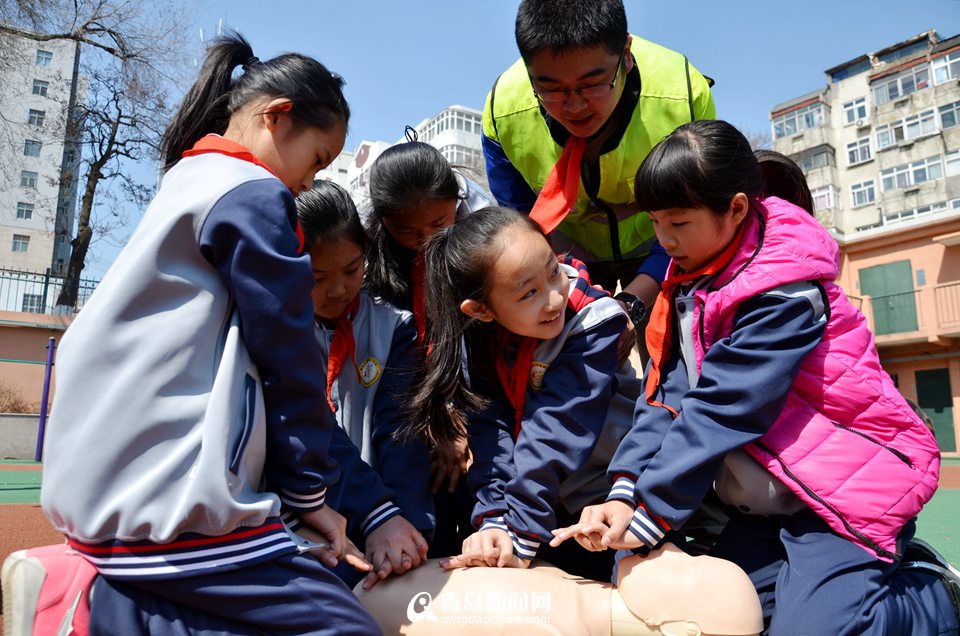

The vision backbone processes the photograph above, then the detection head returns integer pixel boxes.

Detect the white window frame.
[35,49,52,66]
[21,293,43,313]
[941,100,960,129]
[811,185,838,212]
[850,180,876,208]
[947,150,960,178]
[880,155,943,191]
[27,108,45,126]
[772,102,828,139]
[876,108,937,149]
[843,98,867,125]
[846,137,872,166]
[933,50,960,85]
[16,202,34,220]
[19,170,38,188]
[872,64,931,105]
[11,234,30,252]
[31,79,49,96]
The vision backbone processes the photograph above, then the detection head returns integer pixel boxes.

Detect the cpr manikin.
[353,543,763,636]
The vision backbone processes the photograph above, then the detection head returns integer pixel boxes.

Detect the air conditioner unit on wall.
[855,119,867,128]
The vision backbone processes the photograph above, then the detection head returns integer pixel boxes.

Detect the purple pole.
[34,337,56,462]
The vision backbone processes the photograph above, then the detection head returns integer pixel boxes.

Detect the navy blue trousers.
[89,552,381,635]
[710,509,958,636]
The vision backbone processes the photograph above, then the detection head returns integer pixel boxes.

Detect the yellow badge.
[358,356,382,387]
[529,361,549,392]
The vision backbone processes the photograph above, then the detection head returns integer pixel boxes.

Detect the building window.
[772,102,828,139]
[947,150,960,178]
[19,170,38,188]
[795,146,835,173]
[940,100,960,129]
[31,79,49,96]
[843,98,867,125]
[933,50,960,85]
[876,108,937,149]
[846,137,871,166]
[21,294,43,313]
[811,185,838,212]
[884,201,948,225]
[16,202,34,220]
[880,155,943,191]
[35,49,53,66]
[12,234,30,252]
[27,108,45,126]
[850,180,876,208]
[23,140,42,157]
[872,64,931,105]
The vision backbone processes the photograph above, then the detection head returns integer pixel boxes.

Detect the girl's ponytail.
[161,34,251,168]
[161,32,349,170]
[754,149,814,215]
[405,226,485,445]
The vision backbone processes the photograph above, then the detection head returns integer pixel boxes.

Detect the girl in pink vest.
[552,120,958,635]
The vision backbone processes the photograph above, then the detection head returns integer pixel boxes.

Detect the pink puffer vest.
[691,197,940,560]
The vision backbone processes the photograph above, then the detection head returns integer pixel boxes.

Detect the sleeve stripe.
[362,502,403,535]
[281,487,326,509]
[628,509,666,547]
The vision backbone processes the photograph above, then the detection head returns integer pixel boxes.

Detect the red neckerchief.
[644,223,747,417]
[411,252,427,346]
[495,256,598,438]
[324,295,361,413]
[528,136,586,234]
[182,134,305,253]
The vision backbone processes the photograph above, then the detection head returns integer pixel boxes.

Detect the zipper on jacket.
[831,422,914,468]
[754,441,897,560]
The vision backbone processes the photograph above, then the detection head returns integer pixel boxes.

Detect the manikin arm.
[353,543,763,636]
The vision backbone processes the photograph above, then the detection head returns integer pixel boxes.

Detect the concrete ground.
[1,458,958,631]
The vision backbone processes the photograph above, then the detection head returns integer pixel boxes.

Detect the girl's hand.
[299,506,373,572]
[550,500,638,551]
[361,516,430,590]
[440,529,531,570]
[430,436,472,494]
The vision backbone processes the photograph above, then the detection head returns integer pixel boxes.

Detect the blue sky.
[84,0,960,275]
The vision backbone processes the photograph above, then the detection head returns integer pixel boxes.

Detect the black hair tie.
[404,125,418,142]
[242,56,260,71]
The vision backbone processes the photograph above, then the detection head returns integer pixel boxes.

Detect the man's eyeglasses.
[531,49,625,105]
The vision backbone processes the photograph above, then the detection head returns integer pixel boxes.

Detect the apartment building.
[771,30,960,454]
[345,105,488,212]
[0,28,80,278]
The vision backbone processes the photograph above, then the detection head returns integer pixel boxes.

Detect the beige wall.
[837,216,960,455]
[0,310,69,412]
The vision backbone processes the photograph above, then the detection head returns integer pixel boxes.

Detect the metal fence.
[0,268,99,314]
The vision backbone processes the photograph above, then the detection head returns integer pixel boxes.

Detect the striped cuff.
[478,516,538,561]
[508,529,540,561]
[361,501,404,536]
[280,487,326,511]
[479,515,509,533]
[628,505,667,549]
[606,476,638,504]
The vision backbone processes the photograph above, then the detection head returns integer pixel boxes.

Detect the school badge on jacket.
[358,356,382,387]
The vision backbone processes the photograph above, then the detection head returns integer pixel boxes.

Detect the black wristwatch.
[614,292,646,326]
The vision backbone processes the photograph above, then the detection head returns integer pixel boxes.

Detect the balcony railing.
[858,281,960,344]
[0,268,99,315]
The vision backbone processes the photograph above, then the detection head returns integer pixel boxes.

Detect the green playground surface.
[2,459,958,567]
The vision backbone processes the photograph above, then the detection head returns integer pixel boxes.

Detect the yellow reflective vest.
[482,35,715,263]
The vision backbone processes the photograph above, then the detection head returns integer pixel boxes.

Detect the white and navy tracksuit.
[40,137,380,635]
[469,261,640,581]
[294,293,433,586]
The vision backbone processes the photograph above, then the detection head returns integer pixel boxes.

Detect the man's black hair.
[515,0,628,61]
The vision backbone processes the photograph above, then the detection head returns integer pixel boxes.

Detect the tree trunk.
[54,115,119,311]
